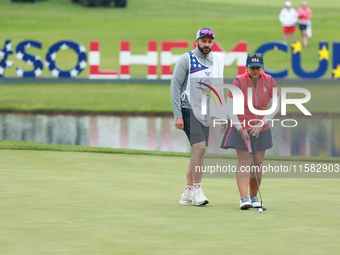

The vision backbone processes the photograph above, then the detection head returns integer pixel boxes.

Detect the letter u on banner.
[292,42,328,78]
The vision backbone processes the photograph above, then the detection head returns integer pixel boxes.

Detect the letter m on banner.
[211,41,247,75]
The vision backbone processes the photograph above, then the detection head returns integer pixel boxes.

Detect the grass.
[2,139,339,162]
[1,0,339,114]
[1,1,339,252]
[1,0,340,78]
[0,141,340,254]
[0,83,172,113]
[0,82,339,114]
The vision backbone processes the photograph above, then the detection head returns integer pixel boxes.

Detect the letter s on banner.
[0,40,14,77]
[15,40,43,78]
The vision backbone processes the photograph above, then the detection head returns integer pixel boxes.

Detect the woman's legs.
[236,148,251,198]
[249,150,265,197]
[236,148,265,198]
[301,29,308,47]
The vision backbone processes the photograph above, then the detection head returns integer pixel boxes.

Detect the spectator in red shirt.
[220,53,280,210]
[297,1,312,47]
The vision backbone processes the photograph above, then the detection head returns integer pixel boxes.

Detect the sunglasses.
[247,53,263,58]
[200,29,215,37]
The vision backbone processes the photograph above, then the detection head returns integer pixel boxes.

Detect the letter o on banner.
[45,41,87,78]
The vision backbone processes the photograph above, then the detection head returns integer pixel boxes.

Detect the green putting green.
[0,142,339,254]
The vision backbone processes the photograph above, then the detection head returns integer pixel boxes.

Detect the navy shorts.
[182,108,209,146]
[299,24,307,30]
[220,121,273,152]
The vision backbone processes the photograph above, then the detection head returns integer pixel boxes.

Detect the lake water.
[0,113,339,157]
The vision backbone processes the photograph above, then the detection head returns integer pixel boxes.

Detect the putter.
[247,140,267,211]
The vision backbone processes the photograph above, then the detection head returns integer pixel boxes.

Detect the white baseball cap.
[285,1,292,6]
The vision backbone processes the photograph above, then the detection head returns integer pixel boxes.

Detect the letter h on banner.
[120,41,158,79]
[161,41,189,79]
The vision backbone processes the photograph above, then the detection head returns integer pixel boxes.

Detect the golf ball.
[258,208,263,213]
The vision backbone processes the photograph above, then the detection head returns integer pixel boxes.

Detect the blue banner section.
[0,40,14,77]
[45,40,87,78]
[16,40,43,78]
[332,42,340,79]
[255,41,288,78]
[292,42,328,78]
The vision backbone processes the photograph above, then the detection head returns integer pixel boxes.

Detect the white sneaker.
[240,196,251,210]
[250,196,262,208]
[193,189,209,206]
[179,192,194,205]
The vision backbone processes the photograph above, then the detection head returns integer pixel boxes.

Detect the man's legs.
[179,161,194,205]
[186,161,193,186]
[180,141,208,205]
[191,141,206,182]
[190,141,209,205]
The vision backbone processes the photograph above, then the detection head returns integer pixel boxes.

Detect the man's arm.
[170,54,189,119]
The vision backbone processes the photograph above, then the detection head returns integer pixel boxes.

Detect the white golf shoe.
[250,196,262,208]
[179,191,194,205]
[240,196,251,210]
[193,189,209,206]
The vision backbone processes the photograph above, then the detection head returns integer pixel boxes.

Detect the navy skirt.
[220,121,273,152]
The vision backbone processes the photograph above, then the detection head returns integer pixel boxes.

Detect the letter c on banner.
[255,41,288,78]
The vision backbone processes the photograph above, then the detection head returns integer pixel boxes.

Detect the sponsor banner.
[1,39,340,79]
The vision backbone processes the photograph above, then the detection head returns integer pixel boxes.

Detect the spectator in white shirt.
[279,1,298,44]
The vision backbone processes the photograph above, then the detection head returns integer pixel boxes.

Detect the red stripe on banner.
[148,41,157,52]
[90,66,118,75]
[223,124,233,147]
[238,66,246,74]
[90,41,99,51]
[120,65,129,75]
[121,41,130,51]
[148,65,157,75]
[211,41,225,52]
[162,65,172,75]
[231,41,247,52]
[162,41,188,52]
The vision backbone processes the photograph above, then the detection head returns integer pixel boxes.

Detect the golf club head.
[257,207,266,212]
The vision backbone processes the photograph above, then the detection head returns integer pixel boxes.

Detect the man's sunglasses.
[247,53,263,58]
[199,29,215,37]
